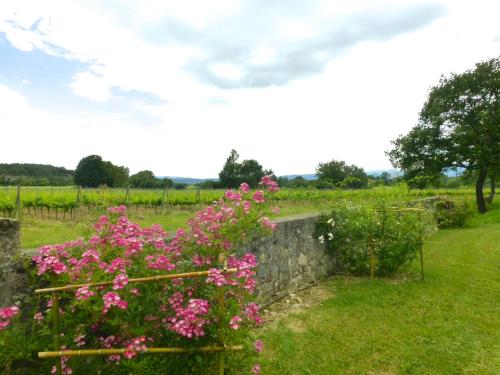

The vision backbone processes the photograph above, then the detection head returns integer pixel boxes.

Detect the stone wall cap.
[273,213,321,224]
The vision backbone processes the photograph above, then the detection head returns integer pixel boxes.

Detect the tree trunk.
[487,172,496,203]
[476,168,488,213]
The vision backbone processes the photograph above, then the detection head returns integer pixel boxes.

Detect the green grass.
[259,203,500,374]
[19,201,325,249]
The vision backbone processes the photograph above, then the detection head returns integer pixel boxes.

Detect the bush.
[0,177,279,374]
[315,201,434,276]
[434,199,469,228]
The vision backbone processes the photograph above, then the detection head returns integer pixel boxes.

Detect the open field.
[259,203,500,374]
[0,185,478,249]
[0,185,474,218]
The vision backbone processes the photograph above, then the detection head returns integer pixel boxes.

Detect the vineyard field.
[0,185,476,219]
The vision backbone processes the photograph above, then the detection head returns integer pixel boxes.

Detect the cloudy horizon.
[1,0,499,178]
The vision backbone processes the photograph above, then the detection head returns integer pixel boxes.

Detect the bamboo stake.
[39,345,243,358]
[35,268,238,294]
[51,293,62,375]
[418,210,425,282]
[369,239,375,280]
[217,253,227,375]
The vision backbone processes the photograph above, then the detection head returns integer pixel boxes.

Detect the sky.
[0,0,499,178]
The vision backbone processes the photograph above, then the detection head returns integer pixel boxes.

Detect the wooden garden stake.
[39,345,243,358]
[51,293,62,375]
[35,268,238,294]
[369,239,375,280]
[37,260,242,373]
[217,253,227,375]
[418,210,424,282]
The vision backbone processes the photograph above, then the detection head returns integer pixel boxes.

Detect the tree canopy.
[129,170,173,189]
[218,149,274,188]
[388,56,500,212]
[74,155,129,188]
[315,160,368,189]
[0,163,73,186]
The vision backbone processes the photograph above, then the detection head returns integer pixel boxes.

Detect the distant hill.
[281,171,404,180]
[280,174,316,180]
[161,177,218,185]
[0,163,73,178]
[0,163,74,186]
[366,169,402,178]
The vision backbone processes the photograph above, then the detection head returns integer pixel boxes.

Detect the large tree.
[316,160,368,188]
[388,56,500,212]
[74,155,129,188]
[218,149,273,188]
[74,155,108,187]
[103,162,129,188]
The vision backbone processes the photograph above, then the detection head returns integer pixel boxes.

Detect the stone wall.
[247,214,337,301]
[0,218,30,307]
[0,214,337,306]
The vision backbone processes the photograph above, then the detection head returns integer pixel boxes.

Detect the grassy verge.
[259,203,500,374]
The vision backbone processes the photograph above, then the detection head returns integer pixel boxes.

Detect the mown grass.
[19,201,326,249]
[259,202,500,374]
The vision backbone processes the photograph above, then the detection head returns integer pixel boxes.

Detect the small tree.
[129,170,157,188]
[219,149,241,188]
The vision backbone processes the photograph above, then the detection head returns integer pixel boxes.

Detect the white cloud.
[69,71,113,102]
[0,0,499,176]
[210,63,243,81]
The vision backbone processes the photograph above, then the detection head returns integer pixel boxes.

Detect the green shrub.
[315,201,434,276]
[434,199,469,228]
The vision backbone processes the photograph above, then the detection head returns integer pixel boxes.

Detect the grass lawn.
[19,201,325,249]
[259,203,500,374]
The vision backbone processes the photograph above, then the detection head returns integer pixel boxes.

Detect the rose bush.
[0,176,279,374]
[315,200,435,276]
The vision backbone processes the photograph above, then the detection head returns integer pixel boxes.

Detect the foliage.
[219,150,274,189]
[316,160,368,189]
[0,163,73,186]
[74,155,129,188]
[260,205,500,373]
[388,56,500,213]
[103,162,129,188]
[277,176,313,188]
[128,170,173,189]
[0,177,280,374]
[315,201,434,276]
[433,199,469,228]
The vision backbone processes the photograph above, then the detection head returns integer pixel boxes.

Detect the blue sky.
[0,0,499,177]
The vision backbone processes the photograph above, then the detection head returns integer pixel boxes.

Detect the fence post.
[125,186,130,206]
[195,189,200,206]
[15,185,21,219]
[76,186,82,206]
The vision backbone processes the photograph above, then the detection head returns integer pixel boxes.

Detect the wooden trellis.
[35,254,242,375]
